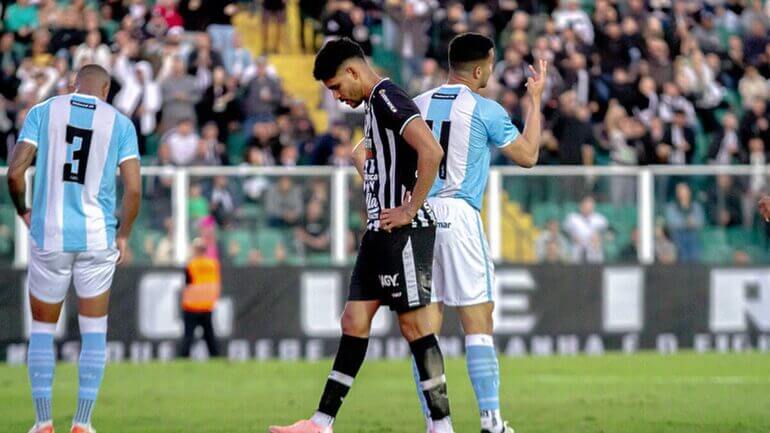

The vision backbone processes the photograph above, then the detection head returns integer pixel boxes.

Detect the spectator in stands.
[733,249,752,265]
[409,58,445,96]
[153,217,175,266]
[160,56,200,133]
[161,118,200,166]
[295,200,331,257]
[248,120,280,165]
[265,176,303,228]
[197,66,241,143]
[743,19,769,64]
[154,0,185,30]
[659,109,696,165]
[210,176,237,227]
[563,195,608,263]
[739,66,769,108]
[262,0,287,54]
[73,30,111,72]
[549,90,595,165]
[706,175,744,228]
[195,122,228,166]
[242,56,283,126]
[665,182,704,263]
[299,0,324,53]
[5,0,39,41]
[0,32,21,100]
[188,182,210,222]
[187,33,224,92]
[740,98,770,149]
[114,60,162,154]
[553,0,593,45]
[384,0,432,85]
[223,33,256,85]
[708,113,743,165]
[619,227,639,262]
[535,219,570,263]
[303,120,352,166]
[655,222,678,264]
[349,7,372,56]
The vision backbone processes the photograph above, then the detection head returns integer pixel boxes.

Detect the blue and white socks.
[411,356,433,431]
[73,315,108,426]
[466,334,504,433]
[28,321,56,424]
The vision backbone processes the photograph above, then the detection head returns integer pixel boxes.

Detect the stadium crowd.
[1,0,770,265]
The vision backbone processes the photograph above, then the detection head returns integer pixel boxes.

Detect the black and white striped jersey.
[362,78,436,231]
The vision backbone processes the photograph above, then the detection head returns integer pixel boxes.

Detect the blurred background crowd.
[0,0,769,266]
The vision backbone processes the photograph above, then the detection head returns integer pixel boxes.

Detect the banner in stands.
[3,265,770,363]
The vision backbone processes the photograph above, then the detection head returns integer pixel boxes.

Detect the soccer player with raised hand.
[409,33,547,433]
[269,38,455,433]
[9,64,141,433]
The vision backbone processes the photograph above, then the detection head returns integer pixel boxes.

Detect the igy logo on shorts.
[379,273,399,287]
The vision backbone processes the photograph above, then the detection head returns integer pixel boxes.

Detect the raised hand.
[525,58,548,101]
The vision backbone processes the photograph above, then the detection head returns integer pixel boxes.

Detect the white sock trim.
[30,320,56,334]
[465,334,494,348]
[78,315,107,334]
[311,411,334,428]
[328,370,354,387]
[432,416,454,433]
[420,374,446,391]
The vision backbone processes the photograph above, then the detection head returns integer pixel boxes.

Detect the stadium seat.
[253,228,285,266]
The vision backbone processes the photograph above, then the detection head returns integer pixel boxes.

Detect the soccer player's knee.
[398,317,429,341]
[340,310,370,337]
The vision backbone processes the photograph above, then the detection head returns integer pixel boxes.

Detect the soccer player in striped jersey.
[8,65,141,433]
[409,33,547,433]
[270,38,455,433]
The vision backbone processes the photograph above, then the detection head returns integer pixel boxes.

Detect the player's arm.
[7,141,37,227]
[380,117,443,231]
[500,59,548,168]
[352,138,365,179]
[117,158,141,264]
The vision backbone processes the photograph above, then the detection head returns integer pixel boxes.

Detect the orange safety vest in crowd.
[182,256,222,313]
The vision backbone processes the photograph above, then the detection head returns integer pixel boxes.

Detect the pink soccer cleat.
[70,423,96,433]
[268,419,332,433]
[27,422,54,433]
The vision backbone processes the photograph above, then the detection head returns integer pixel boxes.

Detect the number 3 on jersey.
[63,125,92,184]
[425,119,451,180]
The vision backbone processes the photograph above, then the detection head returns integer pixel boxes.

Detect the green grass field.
[2,352,770,433]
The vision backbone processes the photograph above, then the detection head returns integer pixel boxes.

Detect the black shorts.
[349,226,436,312]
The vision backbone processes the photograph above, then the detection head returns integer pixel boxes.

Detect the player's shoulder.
[469,91,507,119]
[371,79,411,107]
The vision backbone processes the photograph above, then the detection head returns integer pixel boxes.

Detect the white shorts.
[28,246,119,304]
[429,197,495,307]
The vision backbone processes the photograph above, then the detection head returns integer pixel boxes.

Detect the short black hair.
[313,38,365,81]
[448,33,495,70]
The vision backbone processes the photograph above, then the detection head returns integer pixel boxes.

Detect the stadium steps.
[233,2,328,132]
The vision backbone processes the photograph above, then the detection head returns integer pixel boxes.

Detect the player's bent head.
[313,37,368,107]
[75,64,111,99]
[449,33,495,87]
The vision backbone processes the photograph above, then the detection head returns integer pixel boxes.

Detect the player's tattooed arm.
[380,118,443,231]
[352,138,365,180]
[502,59,548,168]
[7,141,37,221]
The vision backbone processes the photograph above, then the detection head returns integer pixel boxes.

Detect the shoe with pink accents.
[70,423,96,433]
[27,421,54,433]
[268,419,332,433]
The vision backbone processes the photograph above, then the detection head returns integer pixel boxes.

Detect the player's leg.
[27,247,74,433]
[269,300,379,433]
[270,231,380,433]
[70,249,119,432]
[393,226,453,433]
[458,302,509,433]
[411,302,444,432]
[398,307,453,433]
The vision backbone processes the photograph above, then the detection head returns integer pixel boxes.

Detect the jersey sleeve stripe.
[399,113,420,136]
[118,154,139,164]
[19,138,38,147]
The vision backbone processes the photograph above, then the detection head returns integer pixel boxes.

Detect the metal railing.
[7,165,770,267]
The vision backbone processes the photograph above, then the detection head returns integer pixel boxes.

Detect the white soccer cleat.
[70,423,96,433]
[27,421,54,433]
[268,419,332,433]
[481,421,515,433]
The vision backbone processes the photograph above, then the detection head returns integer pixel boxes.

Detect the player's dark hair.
[313,38,366,81]
[448,33,495,70]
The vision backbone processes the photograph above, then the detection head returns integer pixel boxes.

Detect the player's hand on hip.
[20,210,30,228]
[759,195,770,222]
[380,206,414,232]
[525,58,548,100]
[116,236,129,265]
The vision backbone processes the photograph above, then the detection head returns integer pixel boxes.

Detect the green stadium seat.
[253,228,285,265]
[224,229,253,265]
[532,203,560,227]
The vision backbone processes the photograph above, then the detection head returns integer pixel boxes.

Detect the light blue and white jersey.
[18,93,140,252]
[413,84,520,211]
